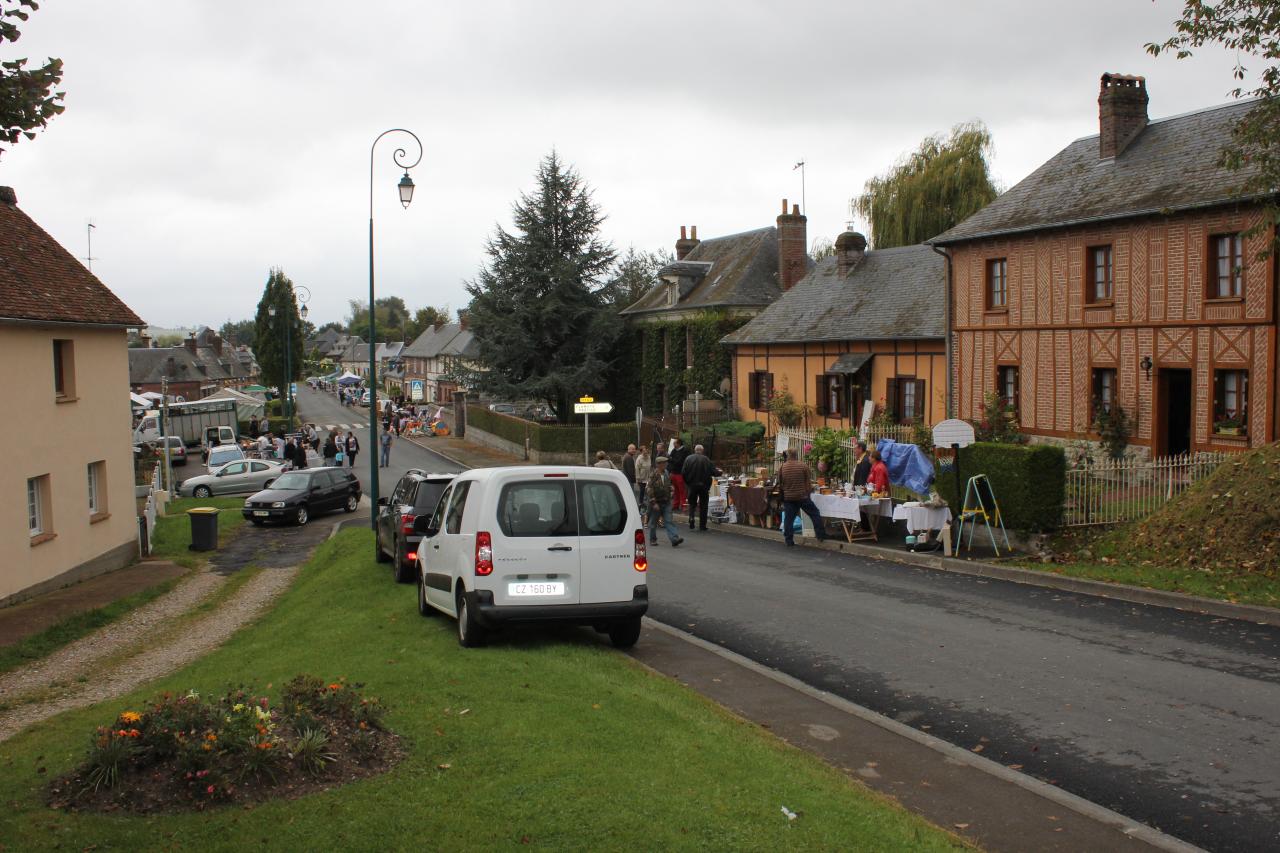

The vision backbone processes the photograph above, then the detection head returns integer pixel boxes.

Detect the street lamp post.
[368,128,421,532]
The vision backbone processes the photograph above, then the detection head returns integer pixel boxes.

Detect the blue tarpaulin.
[873,439,935,495]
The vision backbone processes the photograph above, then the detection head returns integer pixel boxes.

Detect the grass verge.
[0,529,962,851]
[1019,527,1280,609]
[152,497,247,567]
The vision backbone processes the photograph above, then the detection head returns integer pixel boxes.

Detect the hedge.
[467,405,635,455]
[265,398,283,416]
[934,442,1065,533]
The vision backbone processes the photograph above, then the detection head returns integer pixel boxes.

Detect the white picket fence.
[138,462,161,555]
[1064,452,1229,527]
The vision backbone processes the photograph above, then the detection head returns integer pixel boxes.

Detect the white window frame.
[28,477,43,536]
[88,463,100,514]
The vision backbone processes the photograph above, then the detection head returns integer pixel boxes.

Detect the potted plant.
[1214,415,1244,436]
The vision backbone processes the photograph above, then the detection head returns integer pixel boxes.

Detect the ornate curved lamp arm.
[370,129,423,217]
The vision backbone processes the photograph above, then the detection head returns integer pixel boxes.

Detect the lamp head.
[300,304,309,320]
[398,171,415,209]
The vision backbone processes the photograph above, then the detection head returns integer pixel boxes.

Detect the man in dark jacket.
[680,443,719,531]
[621,444,639,500]
[667,437,690,512]
[851,440,871,487]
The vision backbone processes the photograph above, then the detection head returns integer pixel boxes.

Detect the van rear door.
[573,472,641,604]
[489,474,580,606]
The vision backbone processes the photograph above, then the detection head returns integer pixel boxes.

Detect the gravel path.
[0,516,342,744]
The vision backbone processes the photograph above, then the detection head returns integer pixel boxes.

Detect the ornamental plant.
[49,677,398,814]
[767,386,809,428]
[809,427,854,482]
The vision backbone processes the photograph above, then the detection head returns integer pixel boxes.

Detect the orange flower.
[127,728,141,738]
[327,683,343,691]
[256,741,273,750]
[119,711,142,724]
[205,733,217,742]
[358,721,368,731]
[202,743,212,752]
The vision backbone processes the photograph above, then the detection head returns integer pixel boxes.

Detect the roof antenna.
[792,160,806,215]
[84,220,98,271]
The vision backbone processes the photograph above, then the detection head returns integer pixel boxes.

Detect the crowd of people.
[596,438,722,548]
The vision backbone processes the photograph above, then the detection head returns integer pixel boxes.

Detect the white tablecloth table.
[808,493,893,541]
[892,503,953,533]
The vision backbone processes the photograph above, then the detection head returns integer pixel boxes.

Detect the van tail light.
[400,512,416,535]
[475,531,494,576]
[633,529,648,572]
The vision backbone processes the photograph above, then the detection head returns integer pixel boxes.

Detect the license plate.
[253,510,269,516]
[508,582,565,597]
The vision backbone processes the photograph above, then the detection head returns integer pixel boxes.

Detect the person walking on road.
[634,445,652,521]
[344,430,360,468]
[646,457,684,547]
[681,443,719,531]
[380,425,393,468]
[667,436,690,512]
[323,432,338,465]
[778,449,828,547]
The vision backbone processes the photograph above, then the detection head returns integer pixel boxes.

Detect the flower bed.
[49,675,401,813]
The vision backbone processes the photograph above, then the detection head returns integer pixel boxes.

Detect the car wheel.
[345,493,359,513]
[193,485,212,498]
[375,530,392,563]
[607,617,642,649]
[456,589,486,648]
[418,573,435,617]
[295,505,309,526]
[394,547,415,584]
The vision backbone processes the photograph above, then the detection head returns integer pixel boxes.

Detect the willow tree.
[853,122,998,248]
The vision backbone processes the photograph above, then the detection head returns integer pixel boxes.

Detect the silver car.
[179,459,288,498]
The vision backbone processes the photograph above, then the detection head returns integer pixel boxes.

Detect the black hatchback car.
[243,467,361,526]
[376,468,455,582]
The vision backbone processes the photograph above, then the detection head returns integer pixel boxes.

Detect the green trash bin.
[187,507,220,551]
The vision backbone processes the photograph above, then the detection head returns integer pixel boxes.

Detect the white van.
[413,466,649,648]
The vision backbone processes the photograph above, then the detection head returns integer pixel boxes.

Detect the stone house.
[129,327,250,399]
[931,75,1278,457]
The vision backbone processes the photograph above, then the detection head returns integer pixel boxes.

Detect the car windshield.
[210,449,240,464]
[269,472,311,491]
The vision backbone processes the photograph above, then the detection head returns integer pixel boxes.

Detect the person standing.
[593,450,616,469]
[634,445,651,515]
[680,443,719,531]
[851,440,872,488]
[345,430,360,468]
[323,432,338,465]
[382,407,392,436]
[646,457,684,547]
[667,436,690,512]
[380,425,393,468]
[778,449,827,547]
[866,448,890,496]
[621,443,638,502]
[273,433,286,461]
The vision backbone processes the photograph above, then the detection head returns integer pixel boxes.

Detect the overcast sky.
[1,0,1248,332]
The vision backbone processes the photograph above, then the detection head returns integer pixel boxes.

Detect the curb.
[710,522,1280,627]
[641,620,1205,853]
[401,435,473,470]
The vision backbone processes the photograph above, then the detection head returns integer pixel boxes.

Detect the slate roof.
[128,344,245,385]
[403,324,461,358]
[620,227,790,316]
[723,245,945,345]
[440,327,479,359]
[375,341,405,361]
[931,99,1268,245]
[0,187,144,327]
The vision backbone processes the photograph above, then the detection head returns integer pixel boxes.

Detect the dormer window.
[667,282,678,306]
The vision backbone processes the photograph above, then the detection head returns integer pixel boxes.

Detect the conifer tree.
[254,268,304,397]
[466,152,618,422]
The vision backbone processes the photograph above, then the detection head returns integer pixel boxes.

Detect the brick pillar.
[776,199,808,291]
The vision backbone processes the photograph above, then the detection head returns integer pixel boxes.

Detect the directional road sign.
[574,402,613,414]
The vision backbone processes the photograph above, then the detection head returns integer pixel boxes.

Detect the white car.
[205,443,247,474]
[413,466,648,648]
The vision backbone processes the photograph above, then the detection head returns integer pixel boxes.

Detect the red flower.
[207,784,216,795]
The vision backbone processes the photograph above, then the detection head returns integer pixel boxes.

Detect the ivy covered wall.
[636,312,745,415]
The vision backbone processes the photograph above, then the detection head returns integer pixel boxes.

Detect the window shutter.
[913,379,926,422]
[815,375,826,415]
[885,379,899,422]
[748,374,759,410]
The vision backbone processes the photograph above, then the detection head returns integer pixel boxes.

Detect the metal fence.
[1063,452,1229,527]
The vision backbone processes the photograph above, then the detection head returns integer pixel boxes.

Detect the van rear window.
[498,482,576,537]
[578,480,626,535]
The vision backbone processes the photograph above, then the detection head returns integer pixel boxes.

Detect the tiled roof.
[723,244,945,345]
[620,227,791,316]
[0,188,144,327]
[403,324,461,358]
[931,99,1267,244]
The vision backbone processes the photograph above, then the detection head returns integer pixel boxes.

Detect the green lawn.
[0,530,962,851]
[152,496,247,567]
[1013,558,1280,608]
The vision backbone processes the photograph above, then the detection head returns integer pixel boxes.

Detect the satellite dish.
[932,418,976,449]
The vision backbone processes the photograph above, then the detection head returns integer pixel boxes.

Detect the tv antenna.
[792,159,806,215]
[84,221,99,271]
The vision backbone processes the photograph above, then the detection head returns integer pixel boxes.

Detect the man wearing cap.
[646,456,684,547]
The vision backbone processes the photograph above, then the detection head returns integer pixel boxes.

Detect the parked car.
[205,443,247,473]
[179,458,288,498]
[376,469,456,583]
[487,402,515,415]
[360,389,371,406]
[242,466,362,526]
[160,435,188,466]
[200,424,238,461]
[412,466,648,648]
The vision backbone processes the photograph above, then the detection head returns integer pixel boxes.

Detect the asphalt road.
[645,530,1279,852]
[294,385,462,506]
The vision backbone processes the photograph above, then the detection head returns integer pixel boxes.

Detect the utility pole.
[160,375,174,495]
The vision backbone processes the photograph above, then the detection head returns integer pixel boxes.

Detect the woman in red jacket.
[866,448,890,496]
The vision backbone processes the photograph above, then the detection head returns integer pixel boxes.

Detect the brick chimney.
[0,186,15,205]
[457,309,469,331]
[835,230,867,277]
[209,333,224,356]
[675,225,700,260]
[184,333,198,353]
[1098,73,1148,159]
[139,332,152,348]
[776,199,808,291]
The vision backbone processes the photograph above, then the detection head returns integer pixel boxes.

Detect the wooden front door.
[1156,369,1192,457]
